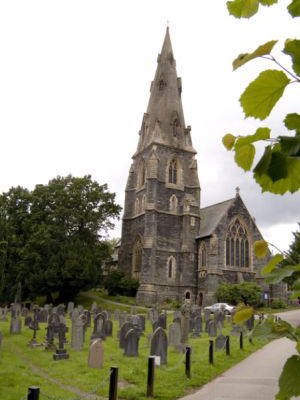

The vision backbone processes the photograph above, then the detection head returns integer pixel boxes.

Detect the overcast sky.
[0,0,299,252]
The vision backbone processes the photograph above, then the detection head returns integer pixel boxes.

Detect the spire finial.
[235,186,240,196]
[167,19,170,28]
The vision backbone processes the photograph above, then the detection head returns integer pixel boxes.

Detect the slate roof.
[197,198,235,239]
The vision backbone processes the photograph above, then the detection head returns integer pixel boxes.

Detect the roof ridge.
[200,197,235,211]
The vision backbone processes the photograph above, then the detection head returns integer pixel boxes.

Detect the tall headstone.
[88,339,104,368]
[150,327,168,365]
[124,328,140,357]
[71,309,85,350]
[168,321,182,352]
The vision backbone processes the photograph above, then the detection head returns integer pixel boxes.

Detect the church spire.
[135,28,195,155]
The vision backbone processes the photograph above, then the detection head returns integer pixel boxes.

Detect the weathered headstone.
[119,322,134,349]
[25,315,33,327]
[124,328,139,357]
[181,301,191,344]
[91,313,106,342]
[158,313,167,330]
[150,327,168,365]
[192,315,202,337]
[104,319,113,337]
[53,323,69,360]
[168,322,182,352]
[215,334,227,351]
[246,315,255,331]
[67,301,75,315]
[88,339,104,368]
[28,306,40,347]
[10,304,22,334]
[71,309,85,350]
[207,319,217,337]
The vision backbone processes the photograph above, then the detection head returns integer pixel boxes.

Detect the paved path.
[180,309,300,400]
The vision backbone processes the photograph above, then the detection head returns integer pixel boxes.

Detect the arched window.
[138,162,146,188]
[225,219,250,268]
[168,159,177,184]
[169,195,178,213]
[135,198,140,215]
[132,237,143,280]
[159,79,166,91]
[172,118,180,137]
[141,195,146,212]
[167,256,176,279]
[198,243,207,268]
[185,291,191,300]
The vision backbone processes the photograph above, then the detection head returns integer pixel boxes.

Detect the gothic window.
[198,243,207,268]
[159,79,167,91]
[169,194,178,213]
[167,256,176,279]
[225,219,250,268]
[141,195,146,212]
[138,161,146,188]
[132,237,143,280]
[172,118,180,137]
[190,217,195,226]
[168,159,177,184]
[135,198,140,215]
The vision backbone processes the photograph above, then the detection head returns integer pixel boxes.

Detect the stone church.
[118,28,282,306]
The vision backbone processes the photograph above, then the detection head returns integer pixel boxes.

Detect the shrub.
[103,270,138,297]
[271,298,287,309]
[215,282,262,306]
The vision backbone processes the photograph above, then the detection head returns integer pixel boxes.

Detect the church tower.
[118,28,201,305]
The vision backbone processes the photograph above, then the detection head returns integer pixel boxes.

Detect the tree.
[215,282,262,306]
[0,175,121,303]
[223,0,300,195]
[222,2,300,398]
[281,223,300,286]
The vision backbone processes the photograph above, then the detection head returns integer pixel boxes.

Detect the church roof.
[197,198,235,238]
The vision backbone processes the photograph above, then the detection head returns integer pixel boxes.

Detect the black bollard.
[209,340,214,364]
[185,346,191,378]
[109,366,118,400]
[147,356,155,397]
[240,331,244,350]
[226,336,230,356]
[27,387,40,400]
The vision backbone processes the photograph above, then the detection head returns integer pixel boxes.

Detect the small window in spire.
[158,79,167,91]
[172,118,180,137]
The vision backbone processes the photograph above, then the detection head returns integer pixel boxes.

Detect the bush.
[215,282,262,306]
[103,270,139,297]
[271,298,287,309]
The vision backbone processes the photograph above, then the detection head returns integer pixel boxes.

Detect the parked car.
[204,302,236,315]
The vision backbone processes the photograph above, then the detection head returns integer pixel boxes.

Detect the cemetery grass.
[0,317,269,400]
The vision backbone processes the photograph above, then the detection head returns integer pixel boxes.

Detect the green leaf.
[233,41,278,70]
[265,265,300,284]
[252,317,291,340]
[283,39,300,76]
[235,127,271,148]
[240,70,290,120]
[222,134,236,150]
[233,307,254,324]
[288,0,300,17]
[253,145,272,177]
[284,113,300,131]
[253,240,269,258]
[234,143,255,171]
[254,157,300,194]
[292,278,300,290]
[278,135,300,156]
[258,0,277,4]
[227,0,259,18]
[261,254,284,275]
[267,151,288,181]
[276,356,300,399]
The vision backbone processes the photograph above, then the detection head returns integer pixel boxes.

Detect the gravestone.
[28,306,40,347]
[214,308,225,328]
[25,315,33,327]
[131,306,137,315]
[88,339,104,368]
[192,315,202,337]
[119,322,134,349]
[114,310,120,321]
[168,321,182,352]
[57,304,65,317]
[207,319,217,337]
[152,320,159,332]
[124,328,139,357]
[78,305,84,315]
[137,315,146,331]
[21,307,29,317]
[10,304,22,334]
[71,309,85,350]
[67,302,75,316]
[53,323,69,360]
[150,327,168,365]
[104,319,113,337]
[84,310,91,328]
[230,324,243,336]
[158,313,167,330]
[181,301,191,344]
[215,334,227,351]
[91,313,106,342]
[45,313,61,350]
[246,315,255,331]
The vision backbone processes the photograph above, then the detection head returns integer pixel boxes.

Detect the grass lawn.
[0,313,269,400]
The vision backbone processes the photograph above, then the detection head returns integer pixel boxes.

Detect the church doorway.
[185,291,191,300]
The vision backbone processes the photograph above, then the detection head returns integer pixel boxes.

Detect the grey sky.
[0,0,299,251]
